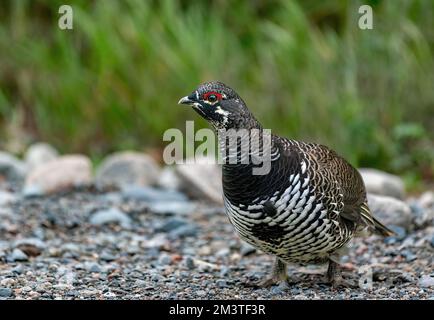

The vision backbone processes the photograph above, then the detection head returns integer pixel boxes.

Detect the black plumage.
[179,81,394,287]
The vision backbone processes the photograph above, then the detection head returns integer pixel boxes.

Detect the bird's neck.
[218,129,284,204]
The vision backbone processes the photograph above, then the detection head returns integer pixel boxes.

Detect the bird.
[178,81,394,287]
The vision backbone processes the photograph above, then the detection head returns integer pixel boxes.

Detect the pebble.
[169,225,198,238]
[185,256,195,270]
[14,238,47,250]
[240,243,256,256]
[89,208,132,228]
[157,254,172,266]
[0,288,13,297]
[385,225,407,243]
[8,248,29,262]
[216,248,230,257]
[216,279,229,288]
[419,275,434,288]
[100,252,117,262]
[148,201,197,216]
[121,186,187,202]
[401,250,417,262]
[196,290,207,297]
[88,263,102,273]
[157,217,188,232]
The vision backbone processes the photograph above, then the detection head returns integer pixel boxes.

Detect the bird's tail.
[360,203,396,237]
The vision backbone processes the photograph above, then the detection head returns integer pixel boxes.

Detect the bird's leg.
[250,258,289,288]
[326,259,357,288]
[327,259,338,285]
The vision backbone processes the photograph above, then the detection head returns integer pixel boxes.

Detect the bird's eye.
[203,91,222,104]
[207,94,217,103]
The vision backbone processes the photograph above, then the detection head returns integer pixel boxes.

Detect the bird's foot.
[328,275,358,289]
[326,260,357,288]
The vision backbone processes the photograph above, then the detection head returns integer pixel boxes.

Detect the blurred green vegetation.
[0,0,433,188]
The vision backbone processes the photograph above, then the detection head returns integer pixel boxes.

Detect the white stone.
[174,156,223,205]
[359,168,405,199]
[95,151,160,189]
[367,193,413,229]
[25,142,59,170]
[24,155,92,195]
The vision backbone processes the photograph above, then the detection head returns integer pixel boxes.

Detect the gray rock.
[157,253,172,266]
[216,279,229,288]
[419,191,434,209]
[413,192,434,227]
[88,264,102,273]
[419,275,434,288]
[14,238,47,250]
[148,201,197,216]
[24,142,59,170]
[430,235,434,248]
[100,252,117,262]
[169,225,198,238]
[401,250,417,262]
[121,186,187,202]
[240,243,256,256]
[24,155,92,195]
[174,156,223,205]
[157,217,188,232]
[8,248,28,262]
[22,185,44,198]
[367,194,413,230]
[0,151,27,184]
[185,256,195,270]
[89,208,132,228]
[359,168,405,199]
[14,238,46,257]
[157,167,182,191]
[0,191,16,206]
[0,287,13,297]
[95,151,160,189]
[61,243,80,253]
[384,225,407,242]
[196,290,207,297]
[216,248,230,257]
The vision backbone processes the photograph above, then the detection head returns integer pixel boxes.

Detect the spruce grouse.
[178,81,394,287]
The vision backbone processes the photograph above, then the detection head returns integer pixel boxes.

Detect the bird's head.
[178,81,260,129]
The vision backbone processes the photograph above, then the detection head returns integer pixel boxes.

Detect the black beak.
[178,94,196,106]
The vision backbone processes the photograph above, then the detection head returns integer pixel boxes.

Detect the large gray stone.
[95,151,160,189]
[174,156,223,205]
[367,194,413,230]
[157,167,182,191]
[0,151,27,184]
[359,168,405,199]
[23,155,92,195]
[24,142,59,170]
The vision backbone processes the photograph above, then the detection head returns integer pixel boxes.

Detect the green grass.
[0,0,433,187]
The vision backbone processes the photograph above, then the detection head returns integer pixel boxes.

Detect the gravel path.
[0,189,433,300]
